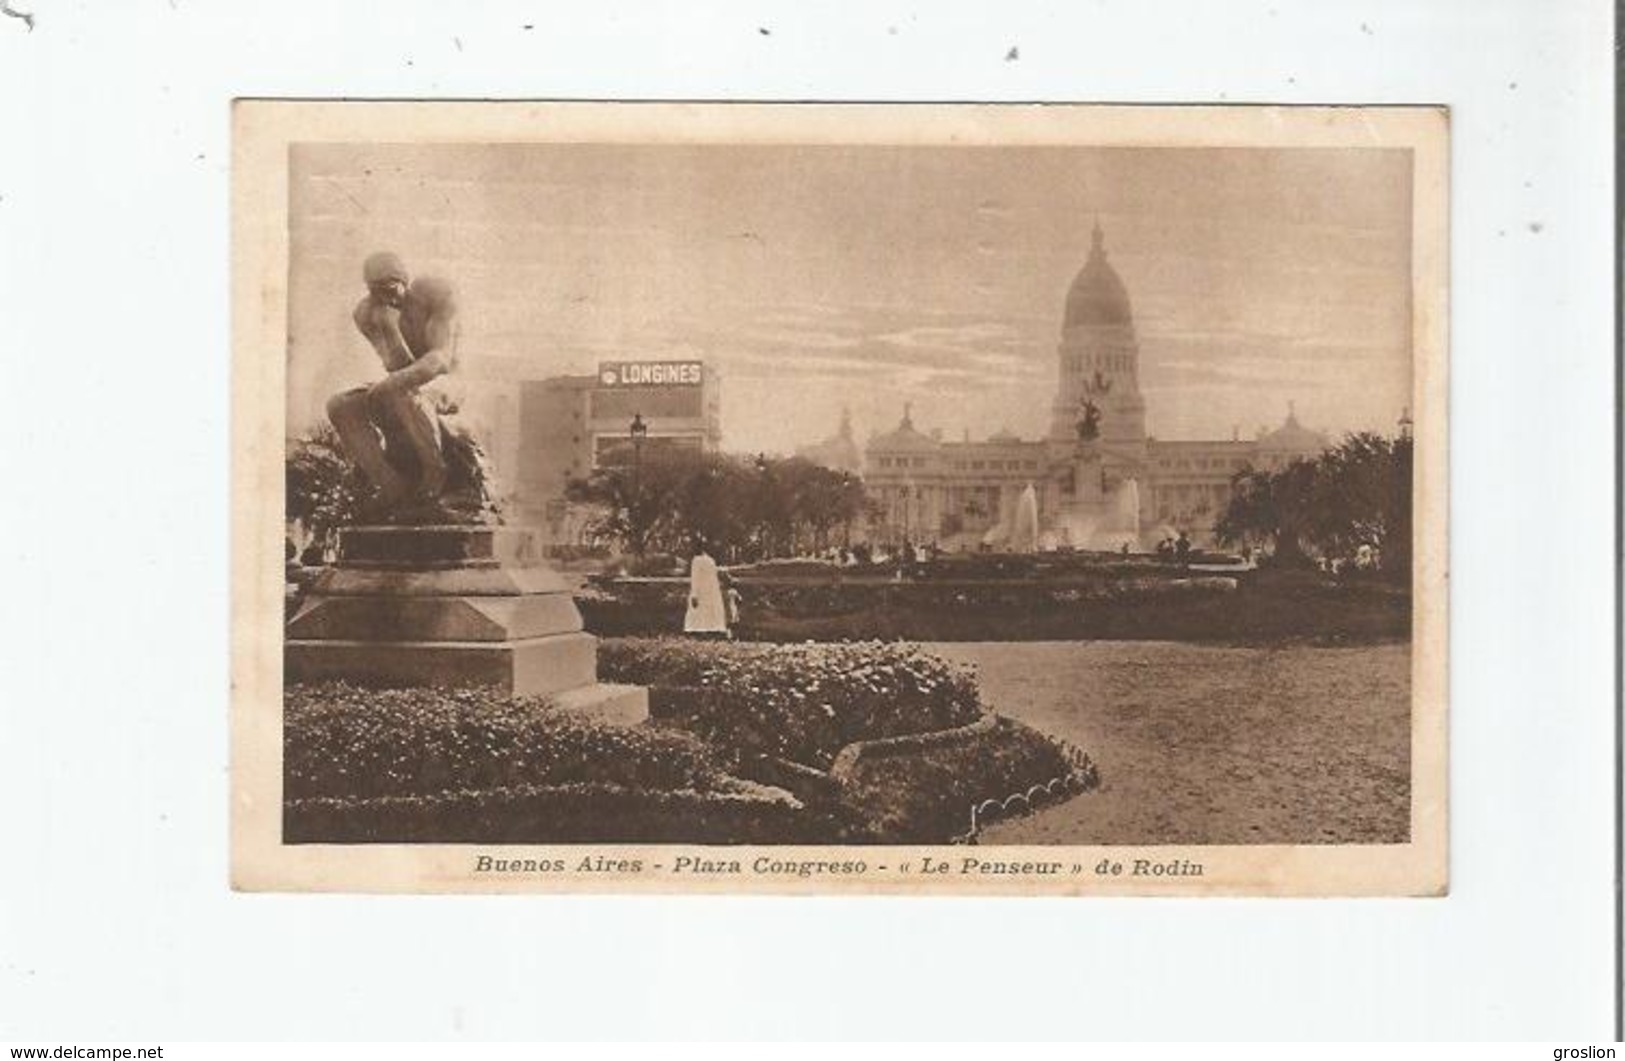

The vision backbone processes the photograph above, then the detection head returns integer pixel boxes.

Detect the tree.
[1305,432,1412,577]
[1214,457,1319,566]
[1214,431,1412,579]
[567,448,704,558]
[286,425,368,551]
[566,450,875,561]
[675,454,762,558]
[770,457,868,553]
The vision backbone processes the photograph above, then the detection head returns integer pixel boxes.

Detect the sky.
[287,141,1414,453]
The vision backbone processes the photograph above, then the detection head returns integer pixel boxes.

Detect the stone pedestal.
[1071,442,1105,505]
[286,525,646,725]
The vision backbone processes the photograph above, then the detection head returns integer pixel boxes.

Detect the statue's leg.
[367,387,446,499]
[326,387,407,502]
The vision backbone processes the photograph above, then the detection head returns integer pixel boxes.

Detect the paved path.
[924,641,1410,845]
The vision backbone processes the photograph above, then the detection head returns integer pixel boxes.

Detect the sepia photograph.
[233,102,1448,895]
[9,0,1620,1041]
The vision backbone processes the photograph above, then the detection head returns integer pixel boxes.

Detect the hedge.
[595,639,985,768]
[281,659,1096,845]
[833,716,1084,843]
[284,780,822,844]
[284,682,734,801]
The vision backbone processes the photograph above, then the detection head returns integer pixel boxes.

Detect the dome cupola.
[1257,402,1330,457]
[869,403,938,453]
[1063,221,1133,329]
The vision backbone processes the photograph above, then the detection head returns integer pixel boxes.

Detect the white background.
[0,0,1614,1041]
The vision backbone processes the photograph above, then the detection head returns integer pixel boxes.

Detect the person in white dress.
[684,551,730,638]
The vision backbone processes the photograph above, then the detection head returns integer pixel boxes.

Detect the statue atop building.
[1076,399,1102,442]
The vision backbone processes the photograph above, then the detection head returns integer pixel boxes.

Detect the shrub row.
[584,572,1409,645]
[833,716,1082,844]
[595,639,985,768]
[284,682,733,801]
[578,576,1242,640]
[284,780,822,845]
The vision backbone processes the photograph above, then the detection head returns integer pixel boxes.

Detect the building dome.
[1063,222,1133,329]
[869,404,938,453]
[796,407,864,473]
[1258,403,1329,457]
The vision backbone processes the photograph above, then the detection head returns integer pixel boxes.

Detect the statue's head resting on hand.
[363,251,410,308]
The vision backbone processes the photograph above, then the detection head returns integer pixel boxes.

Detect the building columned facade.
[857,223,1330,549]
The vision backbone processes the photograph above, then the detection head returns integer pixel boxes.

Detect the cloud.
[871,321,1029,352]
[621,299,1058,392]
[285,143,1415,452]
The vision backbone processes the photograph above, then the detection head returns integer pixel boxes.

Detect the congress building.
[846,223,1331,550]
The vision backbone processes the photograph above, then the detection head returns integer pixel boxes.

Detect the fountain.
[1011,483,1040,553]
[995,476,1141,554]
[1096,477,1141,551]
[1050,476,1142,552]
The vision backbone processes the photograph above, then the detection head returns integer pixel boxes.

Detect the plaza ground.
[925,640,1410,845]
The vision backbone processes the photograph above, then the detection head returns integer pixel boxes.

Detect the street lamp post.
[754,452,771,559]
[839,471,854,548]
[629,413,648,556]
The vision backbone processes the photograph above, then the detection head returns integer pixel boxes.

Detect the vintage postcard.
[232,101,1448,895]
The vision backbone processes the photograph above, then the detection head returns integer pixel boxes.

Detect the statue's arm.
[378,301,455,393]
[353,299,414,372]
[375,289,458,393]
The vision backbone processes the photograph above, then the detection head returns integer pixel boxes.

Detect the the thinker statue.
[325,251,498,524]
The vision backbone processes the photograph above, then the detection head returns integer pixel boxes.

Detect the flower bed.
[595,639,985,768]
[284,682,733,802]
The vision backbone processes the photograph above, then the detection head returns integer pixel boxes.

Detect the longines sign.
[597,360,704,388]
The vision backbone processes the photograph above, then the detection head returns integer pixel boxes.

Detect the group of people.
[1154,531,1193,563]
[1319,544,1382,575]
[799,541,938,568]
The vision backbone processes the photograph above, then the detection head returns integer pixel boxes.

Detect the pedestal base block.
[286,632,599,697]
[287,592,583,642]
[286,525,646,725]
